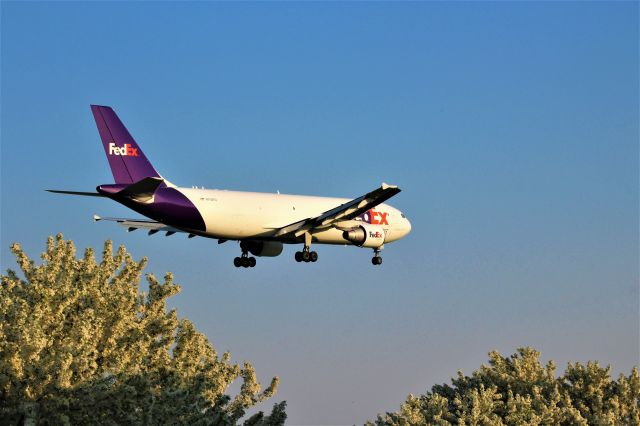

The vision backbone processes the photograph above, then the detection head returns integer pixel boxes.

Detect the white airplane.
[49,105,412,267]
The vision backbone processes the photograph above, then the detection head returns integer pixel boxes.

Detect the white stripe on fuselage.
[178,188,405,245]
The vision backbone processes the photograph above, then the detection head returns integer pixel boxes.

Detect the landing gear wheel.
[302,251,311,262]
[371,247,383,266]
[310,251,318,262]
[295,251,303,262]
[235,241,256,268]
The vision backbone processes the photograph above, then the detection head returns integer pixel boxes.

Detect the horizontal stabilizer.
[47,190,105,197]
[93,215,186,235]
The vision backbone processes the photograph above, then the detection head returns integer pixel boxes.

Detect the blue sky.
[1,2,638,424]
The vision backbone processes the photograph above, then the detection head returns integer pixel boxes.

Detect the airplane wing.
[93,215,192,236]
[274,183,401,238]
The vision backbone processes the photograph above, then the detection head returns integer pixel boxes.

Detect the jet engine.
[342,224,386,248]
[241,241,284,257]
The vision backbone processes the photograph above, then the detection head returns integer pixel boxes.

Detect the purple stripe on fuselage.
[97,185,206,232]
[149,188,205,231]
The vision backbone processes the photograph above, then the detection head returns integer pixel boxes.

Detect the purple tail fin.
[91,105,161,184]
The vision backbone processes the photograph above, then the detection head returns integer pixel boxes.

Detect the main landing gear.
[371,248,383,266]
[295,232,317,263]
[295,247,318,263]
[234,254,256,268]
[234,242,256,268]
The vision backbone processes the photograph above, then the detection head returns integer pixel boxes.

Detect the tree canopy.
[0,234,286,426]
[369,347,639,426]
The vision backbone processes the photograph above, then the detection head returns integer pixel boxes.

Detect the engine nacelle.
[241,241,284,257]
[342,224,386,248]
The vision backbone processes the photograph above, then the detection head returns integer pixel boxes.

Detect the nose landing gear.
[372,248,383,266]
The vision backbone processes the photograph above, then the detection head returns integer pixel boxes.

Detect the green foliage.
[0,234,286,426]
[369,347,639,426]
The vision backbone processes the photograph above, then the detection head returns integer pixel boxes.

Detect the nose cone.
[384,217,412,243]
[403,218,412,237]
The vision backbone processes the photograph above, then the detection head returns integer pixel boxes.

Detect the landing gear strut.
[372,248,383,266]
[295,232,318,263]
[234,242,256,268]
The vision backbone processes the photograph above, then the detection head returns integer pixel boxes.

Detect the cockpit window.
[400,213,406,218]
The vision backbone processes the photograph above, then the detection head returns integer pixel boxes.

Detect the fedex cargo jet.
[49,105,411,267]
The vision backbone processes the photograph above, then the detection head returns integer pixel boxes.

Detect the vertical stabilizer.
[91,105,161,184]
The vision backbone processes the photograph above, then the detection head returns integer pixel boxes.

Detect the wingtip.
[381,182,400,190]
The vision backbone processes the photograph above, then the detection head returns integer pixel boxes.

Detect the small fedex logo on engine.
[359,209,389,225]
[108,142,138,157]
[369,231,384,238]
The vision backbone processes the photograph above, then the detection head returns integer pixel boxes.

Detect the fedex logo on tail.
[109,142,138,157]
[359,209,389,225]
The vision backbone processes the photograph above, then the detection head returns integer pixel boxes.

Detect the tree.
[0,234,286,426]
[369,347,639,426]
